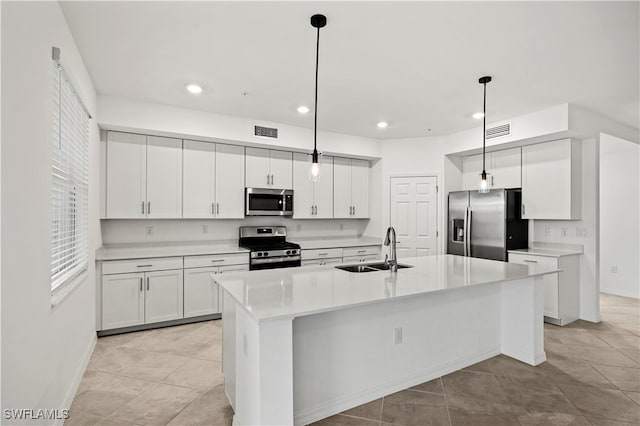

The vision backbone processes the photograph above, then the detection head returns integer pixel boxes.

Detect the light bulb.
[479,171,490,193]
[311,161,320,178]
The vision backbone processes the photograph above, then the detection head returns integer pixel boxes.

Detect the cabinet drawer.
[508,253,558,268]
[343,254,380,264]
[302,248,343,260]
[302,258,342,266]
[103,257,183,275]
[184,253,249,269]
[343,246,381,257]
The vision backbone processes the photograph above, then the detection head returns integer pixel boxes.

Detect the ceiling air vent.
[254,125,278,139]
[486,122,511,140]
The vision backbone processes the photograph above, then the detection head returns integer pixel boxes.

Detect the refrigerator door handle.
[463,207,469,257]
[465,207,473,257]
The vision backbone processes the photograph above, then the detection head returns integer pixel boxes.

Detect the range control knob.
[286,250,292,255]
[256,252,262,257]
[263,252,269,257]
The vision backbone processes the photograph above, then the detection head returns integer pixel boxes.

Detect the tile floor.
[67,293,639,426]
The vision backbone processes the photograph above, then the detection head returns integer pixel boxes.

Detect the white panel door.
[333,157,352,218]
[491,147,521,189]
[184,267,219,318]
[314,155,334,218]
[215,143,245,218]
[462,154,485,191]
[390,176,438,258]
[144,269,184,324]
[351,159,369,218]
[293,153,314,218]
[106,132,146,218]
[245,147,271,188]
[146,136,183,218]
[269,150,293,189]
[183,140,215,218]
[522,140,572,219]
[102,272,144,329]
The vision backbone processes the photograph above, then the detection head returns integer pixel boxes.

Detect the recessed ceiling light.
[297,105,310,114]
[377,121,389,128]
[472,112,484,119]
[186,84,203,94]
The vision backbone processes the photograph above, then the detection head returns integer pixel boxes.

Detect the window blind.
[51,62,90,292]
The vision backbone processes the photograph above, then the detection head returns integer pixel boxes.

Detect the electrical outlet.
[576,227,587,237]
[201,225,208,234]
[296,224,301,232]
[560,228,568,237]
[544,227,551,237]
[145,226,153,236]
[611,266,618,273]
[394,327,403,344]
[340,223,344,231]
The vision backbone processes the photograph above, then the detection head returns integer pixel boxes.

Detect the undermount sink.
[366,262,413,271]
[335,262,414,273]
[335,265,378,273]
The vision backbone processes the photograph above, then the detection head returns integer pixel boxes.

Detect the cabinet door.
[102,272,144,329]
[293,153,315,218]
[522,140,572,219]
[144,269,184,324]
[146,136,183,218]
[351,159,369,218]
[215,144,245,218]
[314,155,334,218]
[245,147,271,188]
[106,132,146,218]
[491,147,521,189]
[183,140,215,218]
[269,150,293,189]
[184,267,219,318]
[333,157,352,218]
[462,154,485,191]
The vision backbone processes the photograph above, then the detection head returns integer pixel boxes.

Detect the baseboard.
[293,346,500,426]
[601,288,640,300]
[55,331,97,426]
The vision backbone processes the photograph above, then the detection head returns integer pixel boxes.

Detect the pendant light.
[309,14,326,181]
[478,75,492,193]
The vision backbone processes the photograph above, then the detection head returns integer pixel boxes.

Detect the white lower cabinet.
[508,252,580,325]
[144,269,184,323]
[342,245,382,263]
[184,263,249,318]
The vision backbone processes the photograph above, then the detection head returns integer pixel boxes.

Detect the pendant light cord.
[482,81,487,173]
[313,26,320,156]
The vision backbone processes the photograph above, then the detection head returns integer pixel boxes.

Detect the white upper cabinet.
[522,139,581,220]
[106,132,147,218]
[333,157,369,218]
[293,153,333,218]
[491,147,521,189]
[183,141,244,219]
[245,147,292,189]
[106,131,182,219]
[462,147,521,191]
[146,136,183,218]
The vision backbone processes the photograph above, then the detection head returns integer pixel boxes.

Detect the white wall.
[599,133,640,298]
[1,2,100,421]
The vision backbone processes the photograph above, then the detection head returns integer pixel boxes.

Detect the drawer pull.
[211,259,225,263]
[523,259,538,263]
[318,253,328,256]
[357,250,366,253]
[136,264,153,268]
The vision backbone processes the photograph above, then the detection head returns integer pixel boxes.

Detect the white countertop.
[508,243,583,258]
[96,240,248,260]
[293,236,382,250]
[215,254,559,321]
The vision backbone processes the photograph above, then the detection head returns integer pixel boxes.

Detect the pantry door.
[390,176,438,258]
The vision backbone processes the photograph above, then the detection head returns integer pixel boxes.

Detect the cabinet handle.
[146,276,150,291]
[136,264,153,268]
[522,204,526,216]
[353,206,356,216]
[311,205,314,215]
[147,201,151,215]
[271,174,274,185]
[318,253,328,256]
[314,205,317,215]
[141,201,145,215]
[491,175,495,186]
[523,259,538,263]
[211,203,215,215]
[211,259,224,263]
[139,277,143,292]
[357,250,366,253]
[217,203,220,215]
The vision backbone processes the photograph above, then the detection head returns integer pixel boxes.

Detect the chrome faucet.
[384,226,398,272]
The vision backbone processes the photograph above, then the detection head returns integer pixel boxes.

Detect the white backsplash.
[101,217,369,245]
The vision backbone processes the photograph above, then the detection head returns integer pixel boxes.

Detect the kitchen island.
[215,255,558,426]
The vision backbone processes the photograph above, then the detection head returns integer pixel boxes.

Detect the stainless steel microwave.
[245,188,293,216]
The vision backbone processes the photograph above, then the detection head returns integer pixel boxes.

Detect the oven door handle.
[251,255,301,265]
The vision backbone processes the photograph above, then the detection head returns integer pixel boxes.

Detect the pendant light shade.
[309,14,326,182]
[478,75,492,193]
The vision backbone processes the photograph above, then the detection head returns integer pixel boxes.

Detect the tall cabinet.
[334,157,369,218]
[293,153,333,218]
[106,131,183,218]
[183,140,245,218]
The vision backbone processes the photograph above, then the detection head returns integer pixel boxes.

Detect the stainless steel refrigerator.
[447,189,528,261]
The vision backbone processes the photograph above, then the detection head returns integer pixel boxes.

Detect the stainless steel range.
[239,226,301,270]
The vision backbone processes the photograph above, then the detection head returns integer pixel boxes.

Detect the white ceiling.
[60,1,639,139]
